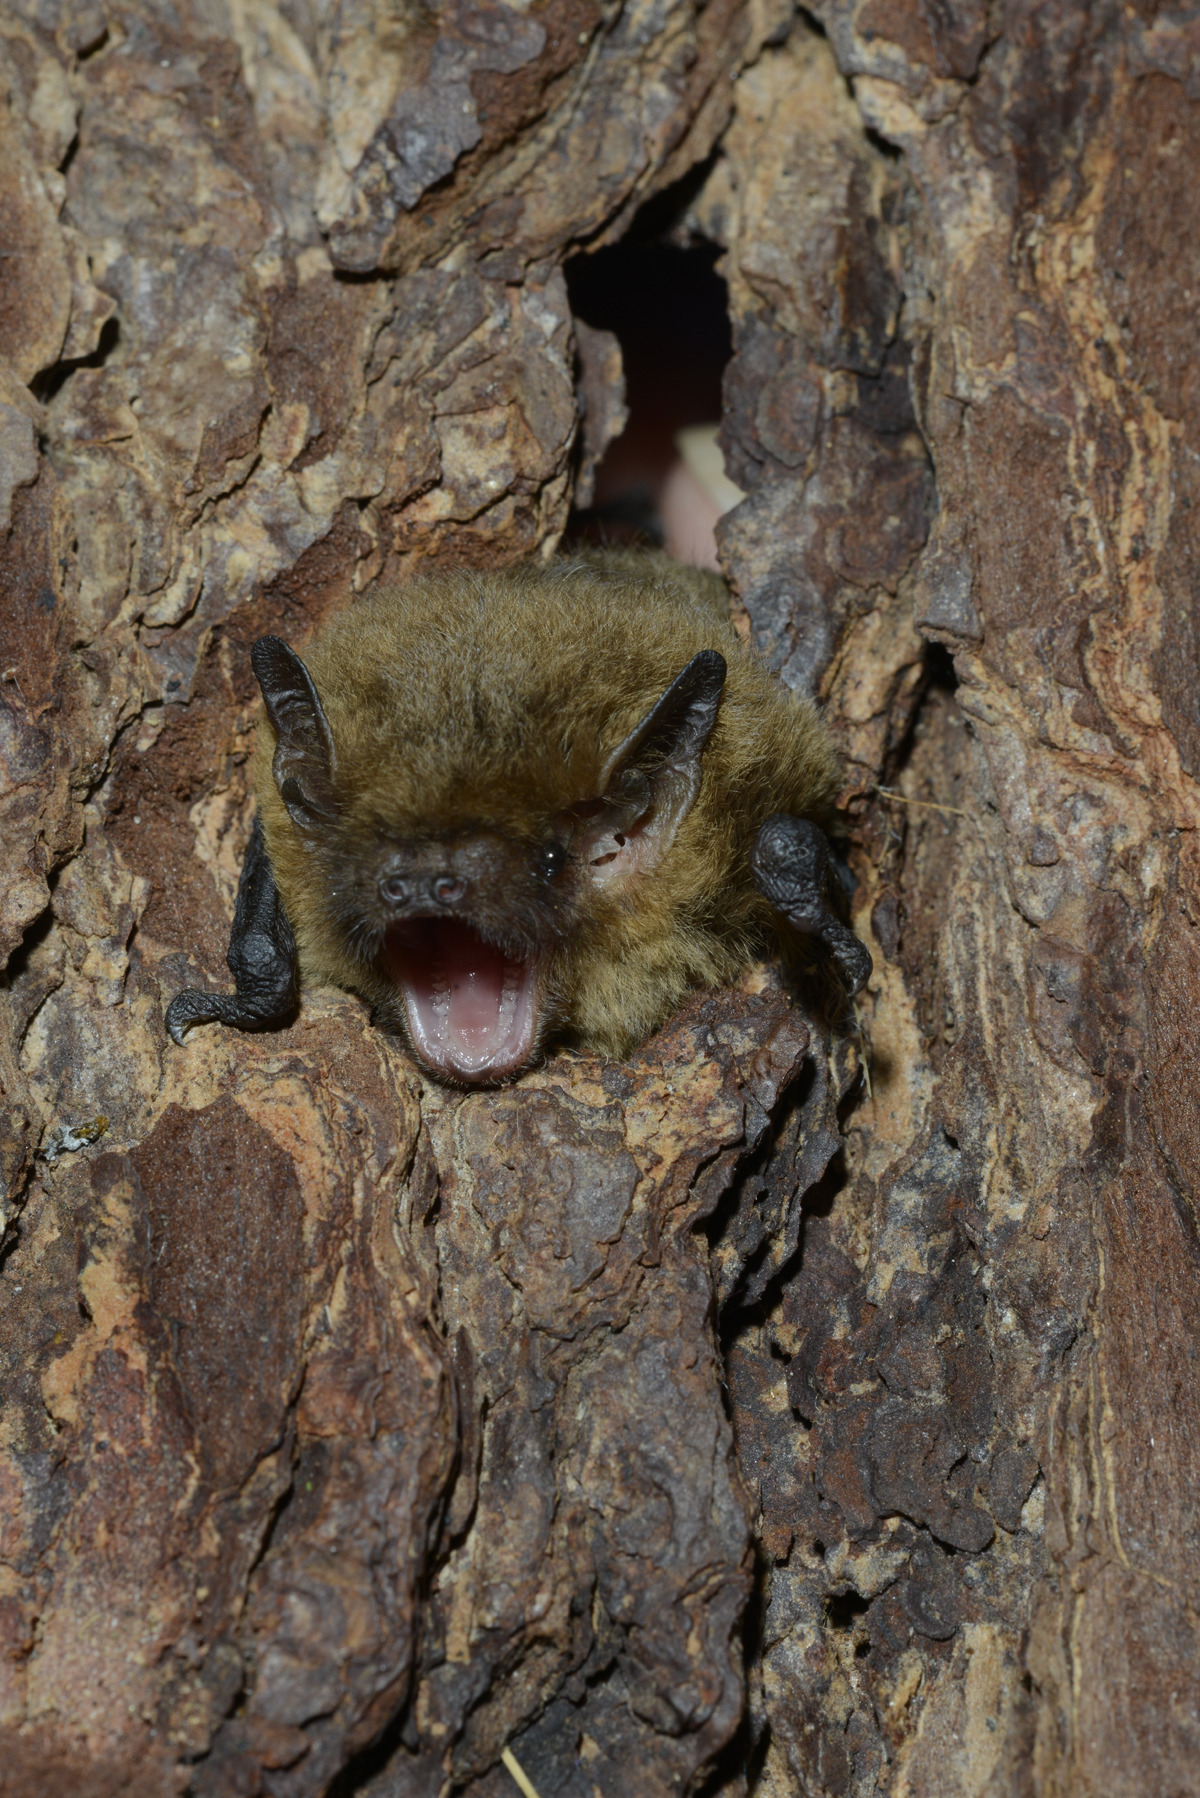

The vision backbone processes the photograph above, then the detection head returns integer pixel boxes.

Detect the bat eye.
[540,840,567,880]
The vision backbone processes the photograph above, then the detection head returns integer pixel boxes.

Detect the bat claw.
[830,931,872,999]
[164,818,299,1045]
[165,986,295,1044]
[751,813,872,997]
[165,989,220,1045]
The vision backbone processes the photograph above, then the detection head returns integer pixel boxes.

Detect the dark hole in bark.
[863,120,904,163]
[924,640,959,696]
[825,1588,871,1629]
[800,1143,847,1223]
[2,893,56,992]
[565,213,732,552]
[30,314,120,405]
[876,637,963,806]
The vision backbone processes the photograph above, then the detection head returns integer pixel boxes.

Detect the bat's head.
[250,629,726,1085]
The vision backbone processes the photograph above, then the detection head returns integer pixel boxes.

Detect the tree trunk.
[1,2,1197,1795]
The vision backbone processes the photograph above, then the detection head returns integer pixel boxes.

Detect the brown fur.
[253,550,842,1060]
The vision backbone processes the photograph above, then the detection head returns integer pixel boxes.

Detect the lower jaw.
[401,990,542,1085]
[380,922,543,1085]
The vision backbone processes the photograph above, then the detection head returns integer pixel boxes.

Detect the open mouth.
[381,919,541,1084]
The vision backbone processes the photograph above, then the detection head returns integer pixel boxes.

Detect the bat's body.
[167,552,870,1083]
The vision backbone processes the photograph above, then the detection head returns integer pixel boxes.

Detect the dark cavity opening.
[924,639,959,696]
[564,202,733,563]
[31,314,120,406]
[825,1588,871,1629]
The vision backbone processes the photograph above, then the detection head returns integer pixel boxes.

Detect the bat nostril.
[381,875,410,906]
[433,875,466,905]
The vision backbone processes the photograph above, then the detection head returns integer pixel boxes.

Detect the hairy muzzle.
[371,833,562,1083]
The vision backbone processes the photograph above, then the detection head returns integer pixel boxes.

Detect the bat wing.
[165,817,298,1042]
[751,813,872,997]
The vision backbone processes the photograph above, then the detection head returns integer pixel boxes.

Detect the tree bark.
[2,3,1198,1796]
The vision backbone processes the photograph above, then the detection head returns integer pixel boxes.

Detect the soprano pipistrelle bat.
[166,551,871,1084]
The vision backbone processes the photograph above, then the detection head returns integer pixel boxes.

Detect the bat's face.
[252,638,726,1085]
[384,912,546,1083]
[343,826,569,1083]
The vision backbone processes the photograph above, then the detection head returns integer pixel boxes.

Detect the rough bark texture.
[2,2,1199,1795]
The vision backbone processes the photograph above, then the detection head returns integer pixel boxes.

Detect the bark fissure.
[2,1,1198,1794]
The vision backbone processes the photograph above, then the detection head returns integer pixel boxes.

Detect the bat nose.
[379,870,469,910]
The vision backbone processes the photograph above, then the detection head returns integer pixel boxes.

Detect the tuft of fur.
[253,550,842,1061]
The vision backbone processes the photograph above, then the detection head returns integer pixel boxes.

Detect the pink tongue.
[427,922,507,1041]
[383,919,534,1078]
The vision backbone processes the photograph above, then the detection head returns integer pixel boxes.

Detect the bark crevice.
[2,2,1198,1794]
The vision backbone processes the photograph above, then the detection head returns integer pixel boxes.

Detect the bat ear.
[251,636,337,831]
[586,649,726,879]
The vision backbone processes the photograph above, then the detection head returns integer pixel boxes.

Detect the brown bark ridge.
[1,1,1198,1794]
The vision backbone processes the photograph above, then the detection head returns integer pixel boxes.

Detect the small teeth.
[423,957,523,1043]
[429,961,450,1029]
[497,964,519,1032]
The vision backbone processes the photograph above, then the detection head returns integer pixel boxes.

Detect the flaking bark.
[2,3,1199,1796]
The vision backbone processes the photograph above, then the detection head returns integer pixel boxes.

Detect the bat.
[166,551,870,1084]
